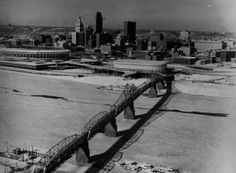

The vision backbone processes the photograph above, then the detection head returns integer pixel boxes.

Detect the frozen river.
[1,69,236,173]
[0,70,123,149]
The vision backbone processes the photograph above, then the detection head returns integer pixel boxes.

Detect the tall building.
[124,21,136,44]
[180,31,190,41]
[96,12,103,33]
[72,17,86,46]
[147,33,166,50]
[88,34,96,49]
[96,33,103,48]
[85,25,94,45]
[94,12,104,47]
[72,32,86,46]
[75,17,84,32]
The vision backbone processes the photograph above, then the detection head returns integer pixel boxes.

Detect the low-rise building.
[172,56,197,65]
[215,50,236,62]
[112,59,167,73]
[0,48,70,60]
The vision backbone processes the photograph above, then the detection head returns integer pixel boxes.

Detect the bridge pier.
[102,117,118,137]
[124,102,135,119]
[157,81,165,90]
[76,140,90,165]
[148,85,158,98]
[166,75,174,93]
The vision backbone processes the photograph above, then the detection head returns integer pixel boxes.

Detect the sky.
[1,0,236,32]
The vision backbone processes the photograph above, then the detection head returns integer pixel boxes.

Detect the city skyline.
[0,0,236,32]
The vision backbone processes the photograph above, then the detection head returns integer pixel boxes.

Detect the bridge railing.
[44,134,85,171]
[37,134,79,166]
[81,111,109,139]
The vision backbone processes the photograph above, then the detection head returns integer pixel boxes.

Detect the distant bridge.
[32,73,174,173]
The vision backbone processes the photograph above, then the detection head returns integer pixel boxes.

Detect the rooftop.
[174,56,197,59]
[114,59,167,66]
[0,48,70,53]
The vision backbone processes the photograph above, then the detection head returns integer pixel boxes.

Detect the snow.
[175,81,236,97]
[46,75,148,87]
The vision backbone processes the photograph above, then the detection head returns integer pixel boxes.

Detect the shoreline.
[0,68,148,88]
[0,66,83,77]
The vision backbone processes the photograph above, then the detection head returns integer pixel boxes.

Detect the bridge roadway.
[32,73,174,173]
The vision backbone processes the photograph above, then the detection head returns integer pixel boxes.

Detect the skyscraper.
[75,17,84,33]
[95,12,103,33]
[180,31,190,41]
[72,17,86,46]
[72,32,85,46]
[95,11,103,47]
[124,21,136,44]
[96,33,103,48]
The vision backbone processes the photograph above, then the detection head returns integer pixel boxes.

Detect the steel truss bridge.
[31,72,174,173]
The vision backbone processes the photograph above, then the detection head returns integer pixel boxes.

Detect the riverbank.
[0,65,91,76]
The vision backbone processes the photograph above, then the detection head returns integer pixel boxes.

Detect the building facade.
[72,17,86,46]
[180,31,190,41]
[124,21,136,44]
[95,12,103,34]
[113,59,167,73]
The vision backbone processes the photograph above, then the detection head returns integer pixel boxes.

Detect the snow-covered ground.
[46,75,148,87]
[175,74,236,97]
[53,68,92,74]
[175,81,236,97]
[213,63,236,75]
[175,74,224,81]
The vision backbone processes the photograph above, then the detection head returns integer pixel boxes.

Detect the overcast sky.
[1,0,236,32]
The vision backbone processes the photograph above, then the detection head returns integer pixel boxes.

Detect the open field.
[0,69,236,173]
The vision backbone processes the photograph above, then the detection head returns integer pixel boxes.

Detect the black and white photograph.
[0,0,236,172]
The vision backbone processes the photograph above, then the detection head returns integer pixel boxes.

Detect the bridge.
[31,73,174,173]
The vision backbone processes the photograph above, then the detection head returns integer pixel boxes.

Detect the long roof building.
[0,48,71,60]
[113,59,167,73]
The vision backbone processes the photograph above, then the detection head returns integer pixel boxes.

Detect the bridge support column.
[157,81,165,90]
[103,117,117,137]
[124,102,135,119]
[166,75,175,94]
[149,85,158,98]
[76,140,90,165]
